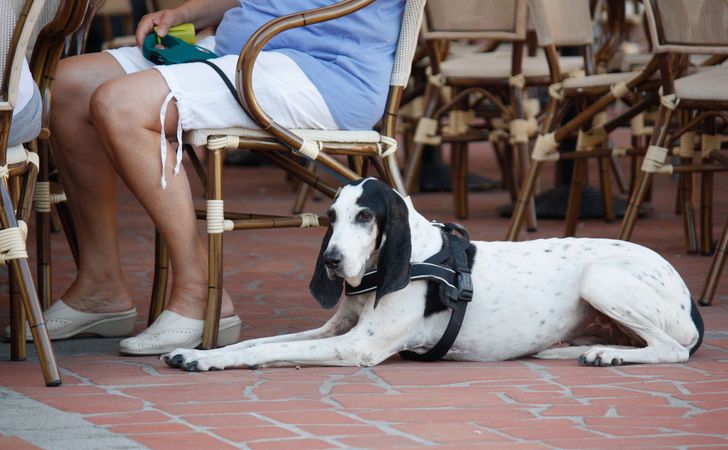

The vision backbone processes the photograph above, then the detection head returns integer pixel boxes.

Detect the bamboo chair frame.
[148,0,426,349]
[618,0,728,268]
[505,0,668,241]
[1,0,61,386]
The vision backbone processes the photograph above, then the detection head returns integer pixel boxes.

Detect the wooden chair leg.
[55,200,80,268]
[292,161,316,214]
[513,140,538,232]
[564,158,588,237]
[1,180,61,386]
[619,170,653,241]
[9,267,25,361]
[700,171,714,255]
[619,104,673,241]
[699,220,728,306]
[202,148,224,349]
[679,168,698,254]
[598,156,615,222]
[451,142,468,219]
[506,159,543,241]
[36,207,52,310]
[148,228,169,326]
[609,154,628,194]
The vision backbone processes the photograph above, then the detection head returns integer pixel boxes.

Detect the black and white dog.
[165,178,703,371]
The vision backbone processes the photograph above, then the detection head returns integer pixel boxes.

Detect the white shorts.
[106,36,337,131]
[105,37,337,188]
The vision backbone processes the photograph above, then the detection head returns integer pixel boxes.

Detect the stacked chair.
[506,0,667,241]
[614,0,728,305]
[402,0,587,221]
[1,0,60,386]
[148,0,427,348]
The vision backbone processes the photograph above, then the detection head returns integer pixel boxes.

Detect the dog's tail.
[688,300,704,356]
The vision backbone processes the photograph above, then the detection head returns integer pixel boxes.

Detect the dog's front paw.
[162,349,217,372]
[578,346,624,367]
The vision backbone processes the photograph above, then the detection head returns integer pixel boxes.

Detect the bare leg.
[50,53,132,313]
[88,68,233,319]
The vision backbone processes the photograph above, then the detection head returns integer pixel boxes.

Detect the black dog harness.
[344,223,473,361]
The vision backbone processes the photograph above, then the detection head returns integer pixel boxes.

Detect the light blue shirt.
[214,0,405,130]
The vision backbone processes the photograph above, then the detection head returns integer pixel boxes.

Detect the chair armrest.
[235,0,376,152]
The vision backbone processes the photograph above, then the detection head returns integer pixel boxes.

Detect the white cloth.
[106,36,337,131]
[14,59,34,115]
[105,36,338,187]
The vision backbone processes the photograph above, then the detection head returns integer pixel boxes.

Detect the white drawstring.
[159,92,184,190]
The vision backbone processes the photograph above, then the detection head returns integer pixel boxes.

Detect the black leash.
[345,223,473,362]
[196,59,245,110]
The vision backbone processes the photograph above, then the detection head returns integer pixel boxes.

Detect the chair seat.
[6,144,36,168]
[563,71,648,90]
[674,67,728,101]
[440,51,583,80]
[185,127,382,147]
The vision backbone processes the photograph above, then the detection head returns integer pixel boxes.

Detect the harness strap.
[399,301,468,362]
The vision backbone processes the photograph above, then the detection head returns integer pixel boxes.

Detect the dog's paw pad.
[578,355,587,366]
[610,357,623,366]
[184,361,199,372]
[170,354,185,367]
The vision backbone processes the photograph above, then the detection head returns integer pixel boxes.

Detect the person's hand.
[135,9,187,47]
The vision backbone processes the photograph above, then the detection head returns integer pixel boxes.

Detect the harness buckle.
[457,271,473,302]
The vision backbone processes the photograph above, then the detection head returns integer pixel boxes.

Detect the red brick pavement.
[1,145,728,449]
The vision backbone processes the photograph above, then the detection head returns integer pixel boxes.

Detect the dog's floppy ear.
[374,190,412,307]
[309,226,343,308]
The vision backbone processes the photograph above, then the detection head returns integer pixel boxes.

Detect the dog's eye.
[326,210,336,223]
[356,210,373,222]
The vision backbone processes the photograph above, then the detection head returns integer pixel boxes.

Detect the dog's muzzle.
[324,248,343,278]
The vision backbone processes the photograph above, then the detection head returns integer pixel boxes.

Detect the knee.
[53,57,96,116]
[88,78,138,137]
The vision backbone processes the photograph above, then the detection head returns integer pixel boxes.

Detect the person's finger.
[154,11,182,38]
[135,13,161,46]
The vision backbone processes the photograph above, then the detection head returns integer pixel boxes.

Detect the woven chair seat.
[674,67,728,101]
[185,127,382,148]
[561,70,660,90]
[440,51,582,80]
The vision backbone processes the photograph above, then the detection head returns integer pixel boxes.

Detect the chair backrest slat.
[528,0,594,47]
[1,0,46,107]
[644,0,728,54]
[390,0,426,87]
[26,0,61,60]
[422,0,527,41]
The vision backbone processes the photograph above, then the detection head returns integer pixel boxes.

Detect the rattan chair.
[1,0,61,386]
[618,0,728,254]
[147,0,426,349]
[403,0,589,221]
[505,0,668,240]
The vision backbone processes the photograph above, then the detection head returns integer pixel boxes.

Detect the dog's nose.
[324,249,342,270]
